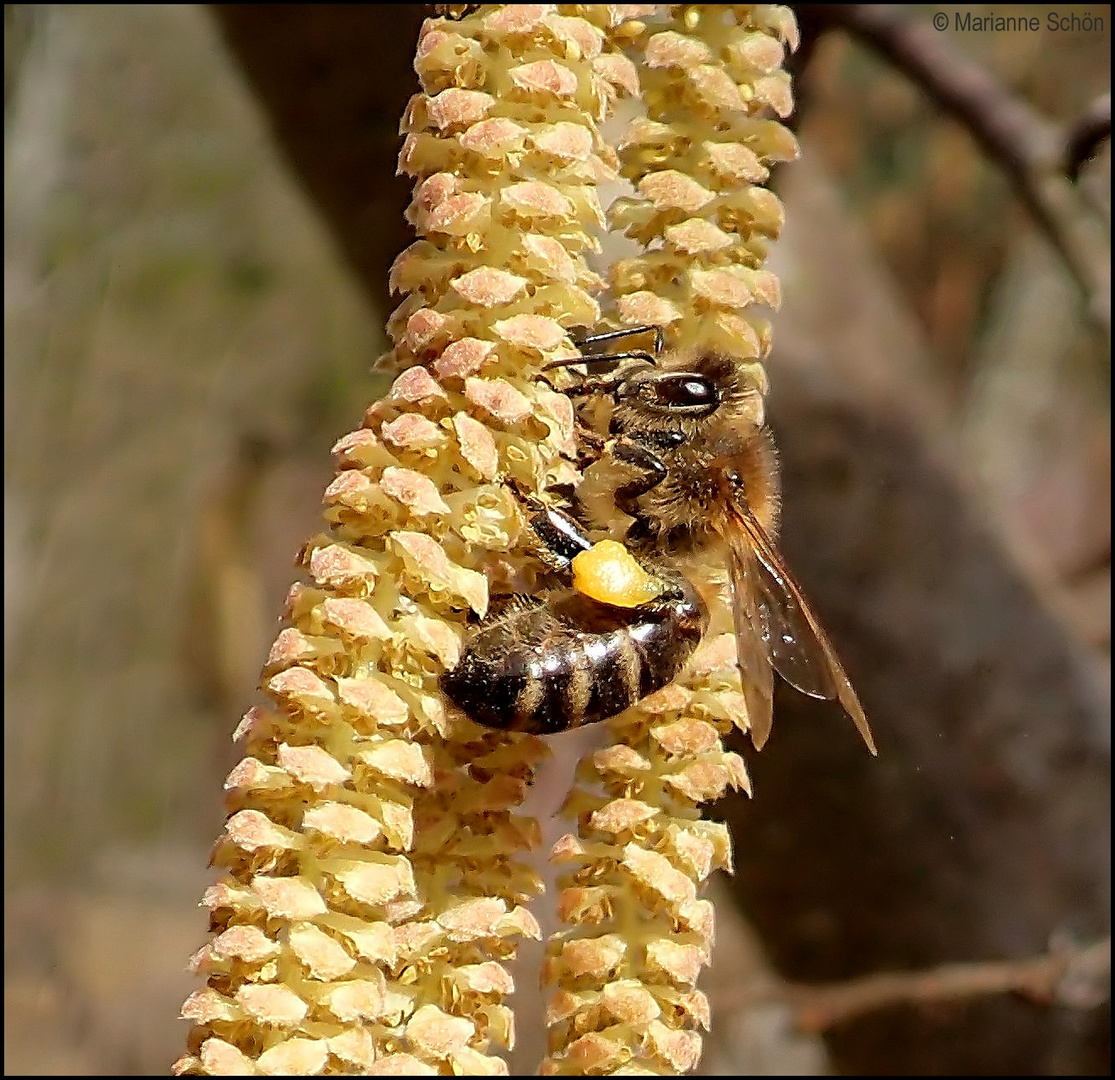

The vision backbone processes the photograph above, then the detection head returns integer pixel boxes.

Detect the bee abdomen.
[441,580,708,735]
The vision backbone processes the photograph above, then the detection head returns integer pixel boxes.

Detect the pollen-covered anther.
[464,377,534,425]
[646,1021,703,1073]
[727,30,788,74]
[252,875,328,920]
[645,938,708,988]
[433,337,497,379]
[213,924,281,965]
[616,290,683,328]
[401,307,458,353]
[322,977,389,1023]
[223,809,302,853]
[451,413,500,480]
[621,844,697,907]
[458,116,528,155]
[399,612,462,666]
[367,1052,438,1076]
[452,960,516,996]
[381,413,446,453]
[592,51,640,97]
[184,1038,255,1076]
[492,313,568,352]
[638,170,714,213]
[235,983,308,1026]
[636,681,690,713]
[406,1003,477,1060]
[328,1028,377,1071]
[288,924,357,981]
[425,87,495,130]
[501,180,575,222]
[412,172,463,214]
[265,627,327,669]
[663,753,750,802]
[306,542,380,592]
[480,4,548,36]
[389,530,488,614]
[390,366,450,405]
[380,466,451,516]
[602,979,662,1024]
[664,218,734,254]
[753,72,794,118]
[556,1032,629,1074]
[651,717,722,757]
[688,64,746,114]
[550,833,589,862]
[319,597,392,642]
[335,676,410,727]
[257,1038,330,1076]
[530,121,595,163]
[180,988,236,1024]
[223,757,283,795]
[587,798,657,836]
[592,744,652,775]
[267,666,336,713]
[302,801,383,846]
[665,827,718,881]
[509,59,578,100]
[421,191,488,235]
[451,266,530,307]
[705,140,771,185]
[334,856,417,908]
[689,266,755,309]
[357,739,434,787]
[440,896,542,942]
[332,428,394,470]
[277,742,350,789]
[555,934,627,980]
[520,234,581,284]
[644,30,714,68]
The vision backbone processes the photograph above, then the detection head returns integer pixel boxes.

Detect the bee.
[440,326,876,753]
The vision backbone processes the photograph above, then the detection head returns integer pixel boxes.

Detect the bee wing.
[726,506,877,755]
[727,536,775,751]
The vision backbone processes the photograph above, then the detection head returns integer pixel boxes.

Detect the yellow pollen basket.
[571,540,665,608]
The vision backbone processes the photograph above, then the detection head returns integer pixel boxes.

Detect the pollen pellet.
[571,540,665,607]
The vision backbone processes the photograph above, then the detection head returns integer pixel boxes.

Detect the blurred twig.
[798,5,1111,341]
[1064,91,1111,180]
[721,935,1111,1034]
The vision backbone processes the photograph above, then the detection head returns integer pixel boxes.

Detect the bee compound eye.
[655,375,719,410]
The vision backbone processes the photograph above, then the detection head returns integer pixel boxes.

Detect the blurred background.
[4,4,1109,1074]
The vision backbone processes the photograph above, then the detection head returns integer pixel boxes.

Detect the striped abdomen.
[440,580,708,735]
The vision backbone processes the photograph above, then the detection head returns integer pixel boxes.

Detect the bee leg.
[609,438,669,518]
[524,503,593,574]
[574,421,606,461]
[496,477,593,575]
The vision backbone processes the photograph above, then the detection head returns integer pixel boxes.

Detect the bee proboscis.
[440,325,876,753]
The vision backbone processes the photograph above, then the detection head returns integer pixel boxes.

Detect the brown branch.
[798,5,1110,340]
[1064,91,1112,180]
[719,936,1111,1033]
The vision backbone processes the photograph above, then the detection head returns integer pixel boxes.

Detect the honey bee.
[440,326,876,753]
